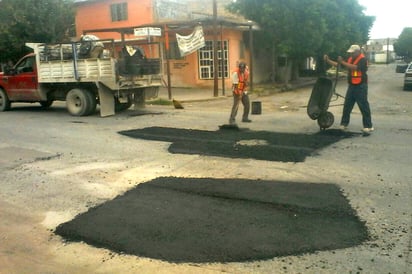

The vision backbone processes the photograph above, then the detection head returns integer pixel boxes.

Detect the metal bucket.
[251,101,262,114]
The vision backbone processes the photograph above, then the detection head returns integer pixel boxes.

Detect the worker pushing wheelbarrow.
[307,64,344,130]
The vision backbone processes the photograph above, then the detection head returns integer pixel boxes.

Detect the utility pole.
[249,23,254,92]
[213,0,219,97]
[386,38,390,65]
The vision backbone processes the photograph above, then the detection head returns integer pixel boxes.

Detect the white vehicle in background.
[403,62,412,91]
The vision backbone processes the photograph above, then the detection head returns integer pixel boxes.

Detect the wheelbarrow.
[307,65,343,130]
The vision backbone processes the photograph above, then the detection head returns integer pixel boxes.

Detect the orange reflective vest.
[348,53,365,85]
[233,68,249,95]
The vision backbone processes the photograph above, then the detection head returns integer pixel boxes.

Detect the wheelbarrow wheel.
[317,111,334,130]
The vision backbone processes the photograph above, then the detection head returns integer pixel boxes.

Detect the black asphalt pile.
[55,177,369,263]
[118,127,359,162]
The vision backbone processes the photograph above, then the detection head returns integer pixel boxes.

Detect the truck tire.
[115,94,133,112]
[0,88,11,111]
[40,100,54,108]
[66,88,93,116]
[84,90,97,115]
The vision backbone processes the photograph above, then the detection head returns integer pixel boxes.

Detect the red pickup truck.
[0,40,161,116]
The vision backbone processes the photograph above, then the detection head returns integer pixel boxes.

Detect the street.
[0,62,411,273]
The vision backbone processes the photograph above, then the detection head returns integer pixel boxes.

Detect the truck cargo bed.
[38,58,115,83]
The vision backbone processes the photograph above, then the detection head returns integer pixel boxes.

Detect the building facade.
[365,38,397,63]
[74,0,255,90]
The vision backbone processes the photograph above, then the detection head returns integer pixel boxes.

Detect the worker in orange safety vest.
[229,61,251,125]
[324,44,373,133]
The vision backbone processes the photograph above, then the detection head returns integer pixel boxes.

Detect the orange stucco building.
[74,0,256,91]
[75,0,154,40]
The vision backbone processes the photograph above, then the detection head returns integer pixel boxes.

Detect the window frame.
[110,2,128,22]
[198,40,229,80]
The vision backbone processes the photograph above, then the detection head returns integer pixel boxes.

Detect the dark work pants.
[340,83,373,128]
[229,92,250,123]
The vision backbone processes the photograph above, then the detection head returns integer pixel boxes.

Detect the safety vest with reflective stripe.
[232,68,249,95]
[348,53,365,85]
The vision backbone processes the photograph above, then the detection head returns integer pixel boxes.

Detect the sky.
[358,0,410,39]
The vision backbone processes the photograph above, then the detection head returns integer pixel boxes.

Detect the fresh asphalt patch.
[118,127,360,162]
[54,128,366,262]
[55,177,369,263]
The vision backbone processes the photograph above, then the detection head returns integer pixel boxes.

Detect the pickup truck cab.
[0,53,46,110]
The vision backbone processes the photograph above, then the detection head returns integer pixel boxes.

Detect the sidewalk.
[157,87,228,103]
[156,77,317,103]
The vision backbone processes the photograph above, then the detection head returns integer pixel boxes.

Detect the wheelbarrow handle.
[333,64,339,91]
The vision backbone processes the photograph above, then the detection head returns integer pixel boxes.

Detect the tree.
[0,0,75,63]
[226,0,374,81]
[394,28,412,62]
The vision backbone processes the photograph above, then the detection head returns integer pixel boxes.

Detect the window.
[16,56,35,73]
[110,3,128,22]
[198,40,229,80]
